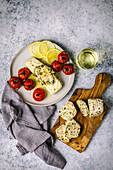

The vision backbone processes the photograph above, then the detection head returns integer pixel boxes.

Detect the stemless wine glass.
[76,48,98,70]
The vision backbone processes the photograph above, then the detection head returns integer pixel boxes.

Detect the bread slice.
[76,100,89,117]
[56,124,70,143]
[88,98,104,117]
[59,101,77,120]
[65,119,81,138]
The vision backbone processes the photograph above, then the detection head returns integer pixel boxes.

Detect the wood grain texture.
[50,73,111,153]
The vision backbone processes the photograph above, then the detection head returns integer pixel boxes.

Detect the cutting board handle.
[91,73,111,98]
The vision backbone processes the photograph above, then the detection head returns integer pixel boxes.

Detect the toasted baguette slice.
[65,119,81,139]
[59,101,77,120]
[76,100,89,117]
[56,124,70,143]
[88,98,104,117]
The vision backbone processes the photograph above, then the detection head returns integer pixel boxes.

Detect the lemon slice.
[42,40,55,50]
[30,41,42,58]
[46,49,61,65]
[37,42,48,57]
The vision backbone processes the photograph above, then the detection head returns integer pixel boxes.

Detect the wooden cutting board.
[50,73,111,153]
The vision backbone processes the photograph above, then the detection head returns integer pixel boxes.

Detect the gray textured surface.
[0,0,113,170]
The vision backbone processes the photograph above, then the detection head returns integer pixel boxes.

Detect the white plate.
[10,42,75,106]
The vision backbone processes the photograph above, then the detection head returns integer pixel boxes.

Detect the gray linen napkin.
[1,82,66,169]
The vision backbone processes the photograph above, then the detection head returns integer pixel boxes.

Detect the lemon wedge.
[46,49,61,65]
[42,40,55,50]
[30,41,42,58]
[37,42,48,57]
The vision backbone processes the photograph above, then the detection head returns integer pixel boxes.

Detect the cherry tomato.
[18,67,30,80]
[63,64,74,75]
[58,51,69,64]
[24,79,35,90]
[33,88,45,101]
[52,60,62,72]
[9,77,22,89]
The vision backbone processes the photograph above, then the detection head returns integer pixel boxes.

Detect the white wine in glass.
[76,48,98,70]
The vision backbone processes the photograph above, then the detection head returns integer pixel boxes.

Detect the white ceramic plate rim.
[10,42,75,106]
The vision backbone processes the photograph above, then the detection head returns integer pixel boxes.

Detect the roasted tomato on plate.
[18,67,30,80]
[24,79,35,90]
[9,77,22,89]
[58,51,69,64]
[63,64,74,75]
[33,88,45,101]
[52,60,62,72]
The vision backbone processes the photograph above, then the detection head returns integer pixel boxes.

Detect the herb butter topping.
[25,57,62,95]
[34,65,55,85]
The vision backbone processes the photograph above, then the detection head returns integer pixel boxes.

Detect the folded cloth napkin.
[1,82,66,169]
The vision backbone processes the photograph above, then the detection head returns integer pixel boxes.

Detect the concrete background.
[0,0,113,170]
